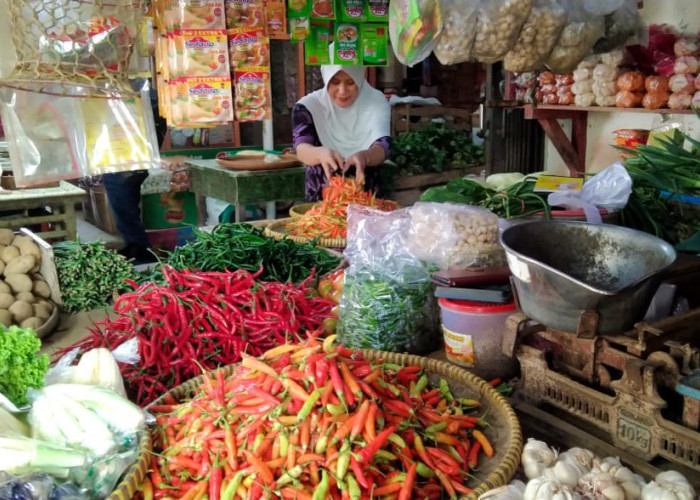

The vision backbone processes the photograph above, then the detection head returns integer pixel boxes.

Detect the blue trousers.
[101,171,151,250]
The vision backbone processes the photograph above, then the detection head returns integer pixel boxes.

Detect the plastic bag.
[600,48,626,67]
[674,38,698,57]
[548,162,631,223]
[574,92,595,106]
[592,63,619,82]
[616,71,644,92]
[595,94,616,107]
[406,202,502,270]
[471,0,533,64]
[668,92,692,110]
[642,91,670,110]
[669,74,695,94]
[503,0,566,72]
[432,0,479,65]
[646,75,669,93]
[572,80,593,95]
[0,472,87,500]
[546,0,604,74]
[338,205,438,354]
[673,55,699,75]
[389,0,442,66]
[615,90,643,108]
[592,79,617,96]
[573,67,593,82]
[593,0,644,53]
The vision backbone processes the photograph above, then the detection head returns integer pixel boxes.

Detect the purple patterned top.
[292,103,391,202]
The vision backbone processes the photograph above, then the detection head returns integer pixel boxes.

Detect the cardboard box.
[146,227,196,252]
[142,191,198,229]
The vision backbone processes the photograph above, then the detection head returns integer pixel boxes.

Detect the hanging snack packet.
[173,76,234,124]
[365,0,389,22]
[362,24,388,66]
[340,0,365,22]
[228,29,270,68]
[287,0,310,18]
[225,0,266,29]
[305,23,333,65]
[177,29,230,77]
[334,23,361,65]
[311,0,335,20]
[234,67,272,121]
[389,0,441,66]
[164,0,226,31]
[290,17,311,40]
[265,0,287,36]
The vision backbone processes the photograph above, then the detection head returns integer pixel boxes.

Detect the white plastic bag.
[546,0,604,74]
[471,0,533,64]
[389,0,442,66]
[547,162,632,224]
[432,0,479,65]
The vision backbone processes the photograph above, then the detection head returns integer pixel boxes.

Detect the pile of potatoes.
[0,229,57,330]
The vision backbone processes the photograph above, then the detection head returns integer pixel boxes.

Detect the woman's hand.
[344,151,369,185]
[317,147,345,181]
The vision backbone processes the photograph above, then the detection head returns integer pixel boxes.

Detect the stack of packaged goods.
[571,55,598,107]
[592,50,623,107]
[536,71,573,105]
[668,37,699,110]
[615,70,645,108]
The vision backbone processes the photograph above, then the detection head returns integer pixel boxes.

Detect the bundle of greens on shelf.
[420,175,550,219]
[390,122,484,176]
[620,131,700,244]
[145,223,340,284]
[0,325,49,407]
[53,241,137,313]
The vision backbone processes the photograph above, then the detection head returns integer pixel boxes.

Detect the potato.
[0,260,4,275]
[16,291,35,304]
[33,303,51,321]
[1,246,20,264]
[0,293,14,309]
[20,317,43,330]
[15,239,41,260]
[32,280,51,299]
[9,300,33,323]
[4,254,36,276]
[0,281,10,294]
[5,274,32,293]
[0,229,13,246]
[10,235,31,247]
[0,309,11,327]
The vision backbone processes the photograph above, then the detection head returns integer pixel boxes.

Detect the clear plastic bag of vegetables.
[545,0,605,74]
[503,0,566,72]
[338,205,439,355]
[388,0,442,66]
[470,0,533,64]
[432,0,479,65]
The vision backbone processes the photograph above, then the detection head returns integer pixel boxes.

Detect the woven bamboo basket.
[264,217,347,248]
[147,351,522,499]
[105,432,151,500]
[289,202,317,219]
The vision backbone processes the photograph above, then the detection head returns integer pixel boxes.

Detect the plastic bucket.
[439,298,518,381]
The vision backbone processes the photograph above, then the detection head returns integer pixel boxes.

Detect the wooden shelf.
[523,104,694,119]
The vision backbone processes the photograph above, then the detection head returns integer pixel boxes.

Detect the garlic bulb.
[521,438,558,480]
[478,480,526,499]
[641,470,696,500]
[558,447,596,470]
[524,476,581,500]
[543,460,589,489]
[579,468,645,500]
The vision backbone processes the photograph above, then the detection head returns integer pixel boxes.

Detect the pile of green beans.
[53,240,137,313]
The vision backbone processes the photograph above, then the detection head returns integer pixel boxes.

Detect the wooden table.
[186,159,306,222]
[0,181,86,240]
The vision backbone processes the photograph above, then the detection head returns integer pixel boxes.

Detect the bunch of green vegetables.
[0,325,49,407]
[145,223,341,284]
[53,240,137,313]
[620,133,700,244]
[390,122,484,176]
[337,268,438,355]
[421,175,551,219]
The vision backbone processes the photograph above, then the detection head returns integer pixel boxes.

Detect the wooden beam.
[537,118,584,177]
[297,43,306,97]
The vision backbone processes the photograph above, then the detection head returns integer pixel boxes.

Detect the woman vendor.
[292,48,391,202]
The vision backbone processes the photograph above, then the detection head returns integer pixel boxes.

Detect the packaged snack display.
[668,92,692,110]
[432,0,478,66]
[164,0,226,31]
[339,0,365,22]
[365,0,389,21]
[287,0,310,18]
[304,23,333,65]
[311,0,335,20]
[176,29,230,78]
[616,71,644,92]
[388,0,442,66]
[362,24,389,66]
[645,75,669,93]
[546,0,604,74]
[234,67,271,121]
[592,79,616,96]
[673,55,699,75]
[471,0,533,64]
[669,74,695,94]
[225,0,265,29]
[265,0,287,36]
[615,90,643,108]
[289,17,310,40]
[334,23,361,65]
[171,76,234,124]
[228,29,269,68]
[503,0,566,72]
[642,91,670,110]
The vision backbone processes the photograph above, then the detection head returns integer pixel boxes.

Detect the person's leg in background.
[102,170,154,264]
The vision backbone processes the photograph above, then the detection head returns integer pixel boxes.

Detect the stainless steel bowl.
[500,221,677,334]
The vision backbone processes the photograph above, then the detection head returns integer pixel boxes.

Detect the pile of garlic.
[478,438,697,500]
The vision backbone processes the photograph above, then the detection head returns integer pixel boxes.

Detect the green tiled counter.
[186,159,306,222]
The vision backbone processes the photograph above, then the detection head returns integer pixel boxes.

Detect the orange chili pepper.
[472,430,494,458]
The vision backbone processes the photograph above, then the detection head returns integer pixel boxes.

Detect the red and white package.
[669,74,695,94]
[673,55,699,75]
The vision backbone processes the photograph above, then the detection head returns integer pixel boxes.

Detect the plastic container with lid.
[439,298,518,381]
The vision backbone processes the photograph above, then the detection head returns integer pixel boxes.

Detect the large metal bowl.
[500,221,677,334]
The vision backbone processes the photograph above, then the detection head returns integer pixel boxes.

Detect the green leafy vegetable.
[390,123,483,176]
[0,326,49,407]
[146,223,340,284]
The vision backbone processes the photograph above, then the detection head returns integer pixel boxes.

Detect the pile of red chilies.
[53,265,335,406]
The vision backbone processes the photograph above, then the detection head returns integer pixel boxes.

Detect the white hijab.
[297,46,390,159]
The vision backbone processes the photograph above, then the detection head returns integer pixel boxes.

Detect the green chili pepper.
[312,470,329,500]
[221,471,243,500]
[439,379,454,402]
[297,388,322,423]
[425,421,448,434]
[416,462,435,478]
[410,375,429,398]
[346,475,361,500]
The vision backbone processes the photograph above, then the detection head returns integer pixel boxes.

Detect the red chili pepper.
[350,455,370,489]
[359,425,397,463]
[208,466,222,500]
[468,441,482,469]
